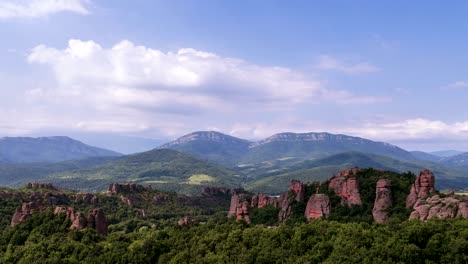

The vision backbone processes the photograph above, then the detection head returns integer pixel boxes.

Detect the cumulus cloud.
[0,0,90,19]
[28,39,325,105]
[21,39,388,136]
[316,55,380,74]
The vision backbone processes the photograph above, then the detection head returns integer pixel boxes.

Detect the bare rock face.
[289,180,305,202]
[87,209,108,236]
[54,206,87,230]
[108,183,151,194]
[11,202,45,226]
[278,180,305,222]
[120,195,137,206]
[178,216,198,227]
[201,187,230,196]
[26,182,57,190]
[251,193,278,208]
[228,192,251,224]
[409,194,468,221]
[328,168,362,206]
[74,193,99,206]
[305,194,330,221]
[406,169,435,208]
[372,179,392,223]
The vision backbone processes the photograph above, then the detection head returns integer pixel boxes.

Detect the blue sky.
[1,0,468,153]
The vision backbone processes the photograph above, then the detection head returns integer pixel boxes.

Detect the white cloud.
[0,0,90,19]
[19,39,388,136]
[316,55,380,74]
[442,81,468,90]
[344,118,468,140]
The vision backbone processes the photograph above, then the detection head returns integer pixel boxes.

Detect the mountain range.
[159,131,416,166]
[1,131,468,193]
[0,136,121,163]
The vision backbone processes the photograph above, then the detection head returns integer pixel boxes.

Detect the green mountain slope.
[244,152,468,194]
[44,149,242,194]
[159,131,252,166]
[410,151,442,162]
[440,152,468,167]
[0,157,118,188]
[160,131,417,166]
[0,136,121,163]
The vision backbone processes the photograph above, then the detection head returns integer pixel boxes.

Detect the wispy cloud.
[345,118,468,140]
[0,0,91,19]
[316,55,380,74]
[441,81,468,90]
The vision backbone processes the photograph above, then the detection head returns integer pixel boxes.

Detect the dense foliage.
[1,212,467,263]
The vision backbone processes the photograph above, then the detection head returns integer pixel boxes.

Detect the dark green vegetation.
[0,168,466,263]
[1,212,468,263]
[44,149,243,194]
[0,185,231,231]
[0,136,121,163]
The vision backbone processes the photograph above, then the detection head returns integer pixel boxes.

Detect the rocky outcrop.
[54,206,87,230]
[74,193,99,206]
[406,169,435,208]
[26,182,57,190]
[251,193,278,208]
[54,206,108,235]
[372,179,392,223]
[329,168,362,206]
[228,191,251,224]
[108,183,151,194]
[178,216,198,227]
[305,194,330,221]
[201,187,230,196]
[278,180,305,222]
[87,209,108,236]
[11,202,46,226]
[409,194,468,221]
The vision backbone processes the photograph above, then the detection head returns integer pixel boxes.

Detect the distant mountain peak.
[0,136,121,163]
[249,132,399,149]
[160,131,251,148]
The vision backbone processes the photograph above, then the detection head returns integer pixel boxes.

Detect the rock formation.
[11,202,45,226]
[108,183,151,194]
[406,169,435,208]
[228,191,251,224]
[278,180,305,222]
[178,216,198,227]
[87,209,108,236]
[54,206,108,235]
[74,193,99,206]
[328,168,362,206]
[251,193,278,208]
[409,194,468,221]
[305,194,330,221]
[54,206,87,230]
[26,182,57,190]
[372,179,392,223]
